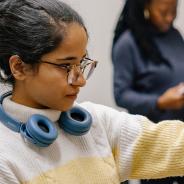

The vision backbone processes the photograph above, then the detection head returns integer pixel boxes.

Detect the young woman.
[1,0,184,183]
[112,0,184,183]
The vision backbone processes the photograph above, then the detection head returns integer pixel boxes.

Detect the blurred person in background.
[112,0,184,184]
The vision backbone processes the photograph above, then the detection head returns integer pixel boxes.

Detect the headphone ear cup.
[20,114,58,147]
[59,106,92,136]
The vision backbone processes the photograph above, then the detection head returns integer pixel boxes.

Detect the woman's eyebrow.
[56,54,87,61]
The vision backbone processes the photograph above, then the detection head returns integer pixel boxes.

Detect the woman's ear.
[9,55,27,80]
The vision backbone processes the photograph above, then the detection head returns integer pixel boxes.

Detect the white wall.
[62,0,184,111]
[175,0,184,35]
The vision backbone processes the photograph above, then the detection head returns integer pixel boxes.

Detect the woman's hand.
[157,83,184,110]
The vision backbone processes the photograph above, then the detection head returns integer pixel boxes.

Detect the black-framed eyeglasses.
[41,57,98,84]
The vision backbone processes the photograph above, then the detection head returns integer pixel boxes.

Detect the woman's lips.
[66,94,78,100]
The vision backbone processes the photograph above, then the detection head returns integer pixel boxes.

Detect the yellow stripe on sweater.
[23,156,120,184]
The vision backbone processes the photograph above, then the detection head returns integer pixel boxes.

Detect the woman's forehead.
[150,0,177,6]
[41,24,88,61]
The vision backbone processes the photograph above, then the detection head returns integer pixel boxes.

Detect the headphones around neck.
[0,91,92,147]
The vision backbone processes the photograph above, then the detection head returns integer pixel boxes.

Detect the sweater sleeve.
[112,32,162,117]
[114,111,184,181]
[112,112,184,181]
[129,118,184,180]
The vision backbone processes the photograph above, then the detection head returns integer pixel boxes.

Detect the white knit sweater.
[1,96,184,184]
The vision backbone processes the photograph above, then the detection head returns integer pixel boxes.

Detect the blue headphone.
[0,91,92,147]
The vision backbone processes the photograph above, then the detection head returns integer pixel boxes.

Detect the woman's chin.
[59,103,75,112]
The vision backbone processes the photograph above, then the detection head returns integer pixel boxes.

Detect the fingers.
[177,83,184,96]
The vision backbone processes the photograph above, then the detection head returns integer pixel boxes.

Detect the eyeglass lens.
[67,62,97,84]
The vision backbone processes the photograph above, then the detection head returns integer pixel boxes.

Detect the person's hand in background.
[157,83,184,110]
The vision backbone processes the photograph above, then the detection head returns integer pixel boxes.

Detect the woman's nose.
[165,14,175,25]
[71,72,86,87]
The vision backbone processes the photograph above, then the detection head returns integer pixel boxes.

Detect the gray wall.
[63,0,184,111]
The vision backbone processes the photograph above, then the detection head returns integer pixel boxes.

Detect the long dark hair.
[112,0,171,66]
[0,0,87,84]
